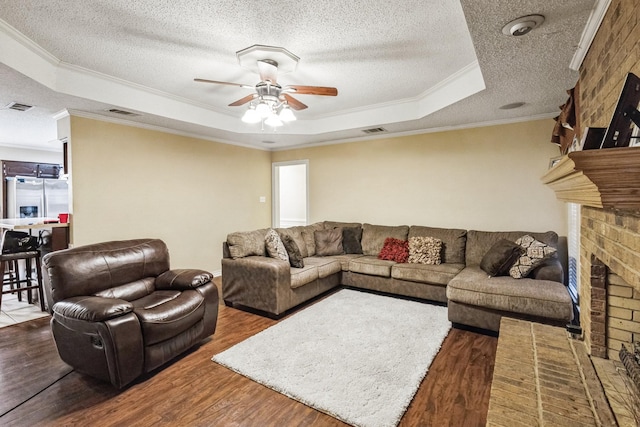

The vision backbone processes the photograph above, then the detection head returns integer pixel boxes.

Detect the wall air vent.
[362,127,387,134]
[107,108,140,116]
[4,102,34,112]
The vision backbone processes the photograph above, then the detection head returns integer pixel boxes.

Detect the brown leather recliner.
[42,238,219,388]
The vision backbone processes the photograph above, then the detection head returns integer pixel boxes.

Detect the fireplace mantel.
[541,147,640,209]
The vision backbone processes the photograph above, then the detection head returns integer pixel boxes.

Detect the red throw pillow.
[378,237,409,263]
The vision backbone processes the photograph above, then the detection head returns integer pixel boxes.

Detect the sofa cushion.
[391,262,465,285]
[465,230,558,266]
[408,226,466,264]
[324,221,362,229]
[361,224,409,256]
[281,234,304,268]
[342,226,363,254]
[349,256,396,278]
[314,229,344,256]
[509,235,557,279]
[265,229,289,262]
[480,239,524,277]
[304,257,342,278]
[408,236,442,265]
[324,254,365,271]
[290,265,319,289]
[447,266,573,322]
[299,222,325,257]
[378,237,409,263]
[227,229,269,259]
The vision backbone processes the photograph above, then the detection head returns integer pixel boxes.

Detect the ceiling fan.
[195,50,338,126]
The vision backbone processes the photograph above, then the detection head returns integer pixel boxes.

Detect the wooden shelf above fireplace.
[541,147,640,209]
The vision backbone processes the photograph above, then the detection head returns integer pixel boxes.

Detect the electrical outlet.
[259,196,266,203]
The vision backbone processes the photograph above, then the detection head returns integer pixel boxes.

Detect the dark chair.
[0,229,46,311]
[42,238,219,388]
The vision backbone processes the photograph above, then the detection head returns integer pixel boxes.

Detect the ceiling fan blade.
[257,59,278,84]
[286,85,338,96]
[283,94,308,111]
[194,78,254,89]
[228,94,257,107]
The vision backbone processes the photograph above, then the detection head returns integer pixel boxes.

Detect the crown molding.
[569,0,611,71]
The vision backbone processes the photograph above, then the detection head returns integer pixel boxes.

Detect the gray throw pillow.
[480,239,524,277]
[342,226,363,254]
[314,229,344,256]
[280,234,304,268]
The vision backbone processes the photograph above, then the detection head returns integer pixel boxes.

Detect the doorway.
[272,160,308,228]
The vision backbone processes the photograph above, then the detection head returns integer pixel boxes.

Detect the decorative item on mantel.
[551,86,576,154]
[619,342,640,393]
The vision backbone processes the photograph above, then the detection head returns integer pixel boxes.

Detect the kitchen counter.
[0,217,70,250]
[0,217,69,230]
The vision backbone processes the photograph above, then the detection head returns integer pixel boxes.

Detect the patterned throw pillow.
[378,237,409,263]
[281,234,304,268]
[265,229,289,262]
[408,236,442,265]
[509,235,557,279]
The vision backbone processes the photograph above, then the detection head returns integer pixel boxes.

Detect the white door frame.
[272,160,309,228]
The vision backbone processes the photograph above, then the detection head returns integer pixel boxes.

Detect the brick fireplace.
[572,0,640,362]
[580,207,640,360]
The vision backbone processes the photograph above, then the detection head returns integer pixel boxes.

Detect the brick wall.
[577,0,640,359]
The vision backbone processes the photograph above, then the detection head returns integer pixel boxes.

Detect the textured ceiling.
[0,0,598,151]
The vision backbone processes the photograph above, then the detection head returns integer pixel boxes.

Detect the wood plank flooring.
[0,280,497,426]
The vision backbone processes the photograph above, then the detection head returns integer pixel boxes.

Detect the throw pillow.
[378,237,409,263]
[509,235,557,279]
[408,236,442,265]
[314,228,344,256]
[281,234,304,268]
[342,226,363,254]
[480,239,525,277]
[265,229,289,262]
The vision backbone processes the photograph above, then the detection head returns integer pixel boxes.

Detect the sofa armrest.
[156,269,214,290]
[530,257,564,284]
[52,296,133,322]
[221,256,291,315]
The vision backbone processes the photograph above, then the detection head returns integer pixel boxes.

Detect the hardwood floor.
[0,280,497,426]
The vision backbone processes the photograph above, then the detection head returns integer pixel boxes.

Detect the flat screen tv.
[601,72,640,148]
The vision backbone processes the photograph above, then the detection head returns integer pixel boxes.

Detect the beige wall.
[69,116,271,273]
[272,119,567,235]
[67,116,566,273]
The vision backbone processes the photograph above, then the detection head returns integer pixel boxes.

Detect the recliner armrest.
[52,296,133,322]
[156,269,214,290]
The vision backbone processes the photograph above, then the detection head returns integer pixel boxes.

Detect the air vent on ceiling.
[4,102,34,112]
[107,108,140,116]
[361,127,387,134]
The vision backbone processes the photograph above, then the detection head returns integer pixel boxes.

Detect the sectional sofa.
[221,221,573,332]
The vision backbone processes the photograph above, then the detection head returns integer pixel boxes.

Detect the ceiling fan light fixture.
[255,101,271,118]
[264,113,283,127]
[279,106,296,122]
[241,107,261,123]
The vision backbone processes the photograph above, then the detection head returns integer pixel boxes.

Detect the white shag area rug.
[212,289,451,427]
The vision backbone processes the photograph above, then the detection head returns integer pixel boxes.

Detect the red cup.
[58,213,69,223]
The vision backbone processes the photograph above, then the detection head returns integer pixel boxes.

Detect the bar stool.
[0,230,45,311]
[0,251,45,312]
